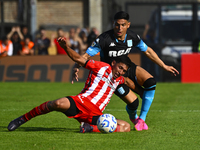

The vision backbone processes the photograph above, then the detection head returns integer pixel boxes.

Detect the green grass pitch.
[0,82,200,150]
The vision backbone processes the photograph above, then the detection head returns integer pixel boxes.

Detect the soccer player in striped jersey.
[72,11,179,131]
[7,37,136,133]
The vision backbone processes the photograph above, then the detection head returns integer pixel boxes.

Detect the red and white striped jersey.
[78,59,124,112]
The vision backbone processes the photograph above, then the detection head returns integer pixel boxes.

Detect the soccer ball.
[97,114,117,133]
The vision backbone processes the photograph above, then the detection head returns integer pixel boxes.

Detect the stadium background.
[0,0,200,82]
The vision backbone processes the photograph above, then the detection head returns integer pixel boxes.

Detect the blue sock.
[125,98,139,120]
[139,89,155,121]
[126,105,138,120]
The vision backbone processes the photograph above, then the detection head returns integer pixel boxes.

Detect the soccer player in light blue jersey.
[72,11,179,131]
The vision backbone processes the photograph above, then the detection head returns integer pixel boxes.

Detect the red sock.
[91,125,120,132]
[23,101,51,121]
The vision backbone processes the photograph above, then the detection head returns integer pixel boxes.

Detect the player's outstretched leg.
[7,116,26,131]
[8,97,71,131]
[7,101,52,131]
[136,77,156,131]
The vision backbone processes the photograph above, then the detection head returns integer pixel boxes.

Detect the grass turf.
[0,82,200,150]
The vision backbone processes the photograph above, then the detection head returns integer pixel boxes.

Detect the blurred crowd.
[0,26,99,58]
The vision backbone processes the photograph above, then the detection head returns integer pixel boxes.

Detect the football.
[97,114,117,133]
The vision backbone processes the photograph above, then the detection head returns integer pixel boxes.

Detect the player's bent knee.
[114,84,130,97]
[117,119,131,132]
[53,97,70,109]
[143,77,156,87]
[123,122,131,132]
[119,122,130,132]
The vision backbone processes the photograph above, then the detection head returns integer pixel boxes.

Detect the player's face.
[113,19,130,40]
[111,61,129,79]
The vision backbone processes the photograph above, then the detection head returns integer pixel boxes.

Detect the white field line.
[105,109,200,113]
[1,109,200,113]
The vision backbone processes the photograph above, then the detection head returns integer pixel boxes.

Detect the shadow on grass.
[0,126,78,133]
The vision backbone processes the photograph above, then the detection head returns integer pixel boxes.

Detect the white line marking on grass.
[105,109,200,113]
[1,109,200,113]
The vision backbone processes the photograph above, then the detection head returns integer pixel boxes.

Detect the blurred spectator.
[7,26,24,41]
[51,28,69,55]
[0,36,13,58]
[35,27,50,55]
[75,27,81,37]
[69,28,83,55]
[87,27,99,47]
[21,25,32,41]
[7,29,22,55]
[79,29,88,53]
[20,37,34,55]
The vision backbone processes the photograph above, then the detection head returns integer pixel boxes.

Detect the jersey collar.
[115,34,127,43]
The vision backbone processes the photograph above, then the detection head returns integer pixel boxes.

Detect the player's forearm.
[63,45,86,66]
[124,77,136,90]
[144,47,165,69]
[73,53,91,68]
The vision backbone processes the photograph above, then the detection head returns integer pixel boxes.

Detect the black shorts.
[123,62,137,82]
[63,96,80,117]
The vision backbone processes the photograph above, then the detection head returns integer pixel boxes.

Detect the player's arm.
[71,39,102,83]
[73,53,91,68]
[70,52,91,83]
[123,77,136,90]
[136,38,179,76]
[73,38,101,68]
[143,47,179,76]
[58,37,86,66]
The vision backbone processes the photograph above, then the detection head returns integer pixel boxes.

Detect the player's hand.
[163,65,179,76]
[71,63,81,84]
[57,37,67,49]
[71,67,79,84]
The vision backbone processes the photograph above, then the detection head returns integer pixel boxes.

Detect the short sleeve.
[136,39,148,52]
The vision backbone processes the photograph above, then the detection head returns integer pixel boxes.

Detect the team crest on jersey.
[91,41,96,47]
[127,40,132,47]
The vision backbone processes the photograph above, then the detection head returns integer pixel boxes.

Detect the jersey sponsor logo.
[127,40,132,47]
[108,48,131,57]
[102,77,115,90]
[109,42,116,47]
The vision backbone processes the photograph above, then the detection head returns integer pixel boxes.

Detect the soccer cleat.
[143,121,149,130]
[80,122,93,133]
[130,117,148,131]
[134,118,148,131]
[7,116,26,131]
